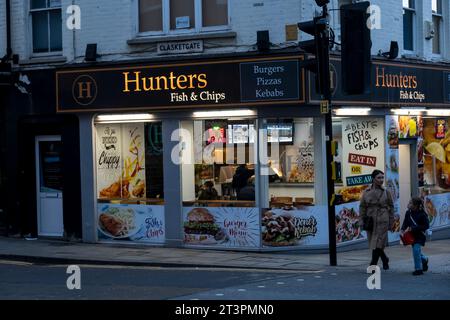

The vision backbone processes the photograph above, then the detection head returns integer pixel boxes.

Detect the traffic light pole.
[321,5,337,266]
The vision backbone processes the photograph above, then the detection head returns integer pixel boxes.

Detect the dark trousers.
[371,248,389,266]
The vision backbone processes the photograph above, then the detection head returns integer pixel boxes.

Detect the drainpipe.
[2,0,12,62]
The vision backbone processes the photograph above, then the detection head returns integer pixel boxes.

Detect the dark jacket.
[237,185,255,201]
[401,209,429,246]
[197,187,218,200]
[232,166,254,192]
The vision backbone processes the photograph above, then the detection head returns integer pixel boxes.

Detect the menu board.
[97,204,165,243]
[342,118,385,187]
[183,207,260,248]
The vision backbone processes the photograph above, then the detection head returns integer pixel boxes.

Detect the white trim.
[35,135,63,237]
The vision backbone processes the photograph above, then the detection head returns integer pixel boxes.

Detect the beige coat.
[359,184,394,250]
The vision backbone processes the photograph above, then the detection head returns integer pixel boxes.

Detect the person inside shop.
[232,164,255,197]
[400,197,430,276]
[359,169,394,270]
[197,180,219,200]
[237,176,255,201]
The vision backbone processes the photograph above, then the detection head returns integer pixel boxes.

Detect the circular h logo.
[72,75,98,106]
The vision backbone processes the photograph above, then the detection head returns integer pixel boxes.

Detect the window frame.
[136,0,231,37]
[431,0,443,56]
[28,0,63,57]
[403,0,416,53]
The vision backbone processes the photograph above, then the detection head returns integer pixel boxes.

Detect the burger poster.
[183,207,260,248]
[98,204,165,243]
[262,206,328,247]
[342,118,385,187]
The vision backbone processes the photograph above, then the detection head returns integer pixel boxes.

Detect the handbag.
[400,230,415,245]
[362,216,374,231]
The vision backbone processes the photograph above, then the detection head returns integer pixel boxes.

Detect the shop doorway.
[35,136,64,237]
[399,140,418,219]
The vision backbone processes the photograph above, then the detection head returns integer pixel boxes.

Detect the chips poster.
[96,124,146,199]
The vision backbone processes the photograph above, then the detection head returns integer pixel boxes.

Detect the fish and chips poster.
[342,118,385,187]
[96,124,122,198]
[183,207,260,248]
[96,123,146,199]
[98,204,165,243]
[262,206,328,247]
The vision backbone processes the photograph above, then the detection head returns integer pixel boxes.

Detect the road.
[0,259,449,300]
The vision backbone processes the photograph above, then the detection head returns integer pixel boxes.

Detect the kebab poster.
[341,118,385,187]
[96,123,146,199]
[262,206,328,247]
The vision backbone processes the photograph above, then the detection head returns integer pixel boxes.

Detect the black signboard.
[56,56,305,112]
[240,60,300,102]
[444,71,450,103]
[309,57,450,106]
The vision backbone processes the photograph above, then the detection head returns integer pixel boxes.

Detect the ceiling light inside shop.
[95,113,154,123]
[334,108,371,116]
[391,108,427,115]
[426,109,450,116]
[193,109,256,118]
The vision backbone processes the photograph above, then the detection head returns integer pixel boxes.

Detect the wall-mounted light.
[391,108,427,115]
[193,109,256,118]
[95,113,153,123]
[334,108,371,116]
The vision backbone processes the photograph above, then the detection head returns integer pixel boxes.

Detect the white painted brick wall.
[1,0,448,66]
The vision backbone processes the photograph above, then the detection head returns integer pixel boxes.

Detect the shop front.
[57,52,334,250]
[307,56,450,248]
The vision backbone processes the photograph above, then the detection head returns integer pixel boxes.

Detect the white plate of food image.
[98,207,139,239]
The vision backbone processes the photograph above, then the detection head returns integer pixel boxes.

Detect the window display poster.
[98,204,165,243]
[262,206,328,247]
[96,124,123,198]
[342,118,385,186]
[423,118,450,190]
[334,201,400,244]
[183,207,260,248]
[385,116,401,237]
[424,193,450,228]
[122,123,146,198]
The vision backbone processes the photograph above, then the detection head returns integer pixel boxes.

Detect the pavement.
[0,236,449,273]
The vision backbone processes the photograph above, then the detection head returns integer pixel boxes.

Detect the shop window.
[264,118,315,207]
[181,119,256,208]
[432,0,443,55]
[95,122,164,204]
[30,0,62,54]
[403,0,415,51]
[139,0,229,34]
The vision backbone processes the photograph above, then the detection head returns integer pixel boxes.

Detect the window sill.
[19,56,67,66]
[127,31,237,45]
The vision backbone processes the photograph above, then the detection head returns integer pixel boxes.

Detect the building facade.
[1,0,450,249]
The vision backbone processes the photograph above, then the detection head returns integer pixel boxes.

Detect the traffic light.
[298,16,330,96]
[340,1,372,95]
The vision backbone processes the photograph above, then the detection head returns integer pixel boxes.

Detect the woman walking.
[359,169,394,270]
[401,197,430,275]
